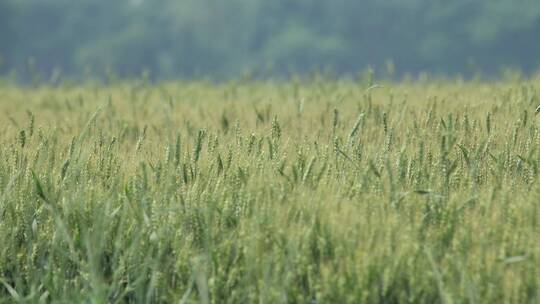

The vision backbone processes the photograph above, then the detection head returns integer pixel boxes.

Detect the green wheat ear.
[0,78,539,303]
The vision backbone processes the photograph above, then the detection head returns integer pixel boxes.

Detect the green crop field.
[1,76,539,303]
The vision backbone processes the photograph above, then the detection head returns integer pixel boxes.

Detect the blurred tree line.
[1,0,540,80]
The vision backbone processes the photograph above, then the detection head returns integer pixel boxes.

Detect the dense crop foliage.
[1,78,540,303]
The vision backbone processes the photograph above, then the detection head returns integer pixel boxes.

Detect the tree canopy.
[1,0,539,79]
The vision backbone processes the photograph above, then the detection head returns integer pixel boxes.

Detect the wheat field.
[0,77,539,303]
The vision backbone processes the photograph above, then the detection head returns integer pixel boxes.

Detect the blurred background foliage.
[1,0,540,80]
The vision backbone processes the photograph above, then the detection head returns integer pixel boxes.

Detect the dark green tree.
[1,0,540,79]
